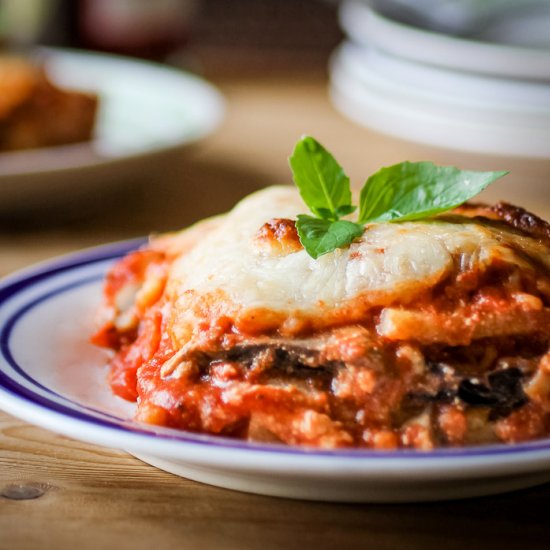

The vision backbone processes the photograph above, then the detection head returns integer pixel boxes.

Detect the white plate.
[329,42,550,158]
[0,49,224,212]
[340,0,550,81]
[2,242,550,502]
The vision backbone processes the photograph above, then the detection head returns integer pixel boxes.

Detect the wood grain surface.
[2,410,550,550]
[2,74,550,550]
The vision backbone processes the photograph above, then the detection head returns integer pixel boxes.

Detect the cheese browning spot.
[254,218,303,256]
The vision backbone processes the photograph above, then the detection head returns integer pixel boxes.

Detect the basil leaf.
[358,161,508,224]
[289,136,353,218]
[335,204,357,217]
[314,207,335,221]
[296,215,364,259]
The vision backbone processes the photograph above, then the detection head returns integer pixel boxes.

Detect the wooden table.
[2,74,550,550]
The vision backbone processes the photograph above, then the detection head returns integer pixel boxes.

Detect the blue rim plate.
[2,242,550,500]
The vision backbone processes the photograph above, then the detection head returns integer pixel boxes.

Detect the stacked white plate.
[331,0,550,158]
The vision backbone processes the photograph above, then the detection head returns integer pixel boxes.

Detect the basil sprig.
[290,138,364,259]
[289,136,508,259]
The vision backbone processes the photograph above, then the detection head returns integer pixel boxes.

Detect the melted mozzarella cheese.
[163,186,550,320]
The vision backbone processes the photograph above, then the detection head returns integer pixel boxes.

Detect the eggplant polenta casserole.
[92,137,550,450]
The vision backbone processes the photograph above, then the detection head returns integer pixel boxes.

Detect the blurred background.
[0,0,549,273]
[0,0,342,73]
